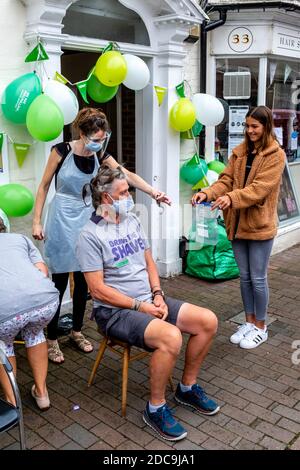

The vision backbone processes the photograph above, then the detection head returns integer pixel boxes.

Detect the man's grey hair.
[0,217,7,233]
[82,165,127,209]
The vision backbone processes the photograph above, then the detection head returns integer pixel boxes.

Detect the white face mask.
[108,194,135,217]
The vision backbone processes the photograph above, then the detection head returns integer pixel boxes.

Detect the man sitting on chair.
[76,165,219,442]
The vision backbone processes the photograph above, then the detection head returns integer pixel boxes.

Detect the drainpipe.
[199,9,227,155]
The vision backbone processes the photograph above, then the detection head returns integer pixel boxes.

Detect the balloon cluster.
[170,93,225,133]
[1,49,150,141]
[1,72,79,142]
[87,51,150,103]
[180,154,226,189]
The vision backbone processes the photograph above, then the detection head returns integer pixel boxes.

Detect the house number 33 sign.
[228,27,253,52]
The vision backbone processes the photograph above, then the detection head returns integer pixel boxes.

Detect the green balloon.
[180,157,208,185]
[0,184,34,217]
[1,72,42,124]
[207,160,226,174]
[26,94,64,142]
[87,74,118,103]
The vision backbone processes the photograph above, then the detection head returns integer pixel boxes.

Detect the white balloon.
[0,208,10,232]
[206,169,219,185]
[123,54,150,91]
[192,93,225,127]
[44,80,79,125]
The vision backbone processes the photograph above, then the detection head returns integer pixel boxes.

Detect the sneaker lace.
[193,384,209,403]
[160,405,175,425]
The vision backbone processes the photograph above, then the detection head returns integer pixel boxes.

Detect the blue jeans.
[232,239,274,321]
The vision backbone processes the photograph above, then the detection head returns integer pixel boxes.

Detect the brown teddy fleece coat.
[202,140,286,241]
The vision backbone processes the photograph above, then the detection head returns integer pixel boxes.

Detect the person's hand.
[191,191,207,206]
[32,223,45,241]
[152,189,172,206]
[211,195,231,211]
[140,301,167,320]
[153,295,169,320]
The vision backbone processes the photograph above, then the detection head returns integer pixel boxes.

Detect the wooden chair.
[88,327,175,417]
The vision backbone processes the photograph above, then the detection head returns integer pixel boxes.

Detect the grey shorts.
[93,296,185,351]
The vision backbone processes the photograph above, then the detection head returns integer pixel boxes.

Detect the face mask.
[108,194,135,216]
[85,140,103,152]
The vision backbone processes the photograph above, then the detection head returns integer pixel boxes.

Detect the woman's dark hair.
[245,106,277,153]
[72,107,110,138]
[0,217,7,233]
[82,165,127,209]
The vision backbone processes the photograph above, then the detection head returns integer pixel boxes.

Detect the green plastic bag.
[185,219,240,280]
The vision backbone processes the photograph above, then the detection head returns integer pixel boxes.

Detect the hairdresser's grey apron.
[44,147,99,273]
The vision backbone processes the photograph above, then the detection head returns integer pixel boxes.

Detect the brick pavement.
[1,244,300,450]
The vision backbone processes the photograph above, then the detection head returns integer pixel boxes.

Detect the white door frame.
[22,0,206,276]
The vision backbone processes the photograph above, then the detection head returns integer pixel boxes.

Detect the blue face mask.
[108,194,135,216]
[85,140,103,152]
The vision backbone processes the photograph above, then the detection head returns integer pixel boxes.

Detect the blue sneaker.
[175,383,220,415]
[143,402,187,441]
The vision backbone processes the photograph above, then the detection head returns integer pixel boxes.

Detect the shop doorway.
[61,49,136,173]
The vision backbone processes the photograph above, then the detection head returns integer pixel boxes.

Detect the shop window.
[266,59,300,163]
[216,58,259,163]
[277,163,300,225]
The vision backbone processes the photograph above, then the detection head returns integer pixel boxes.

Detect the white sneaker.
[239,327,268,349]
[229,322,254,345]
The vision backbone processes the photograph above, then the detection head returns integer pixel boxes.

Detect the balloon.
[180,156,208,185]
[169,98,196,132]
[192,93,224,127]
[87,74,118,103]
[26,94,64,142]
[207,160,226,174]
[44,80,79,124]
[95,51,127,87]
[206,169,219,185]
[0,184,34,217]
[1,72,42,124]
[0,208,10,232]
[192,169,218,190]
[218,98,229,124]
[122,54,150,90]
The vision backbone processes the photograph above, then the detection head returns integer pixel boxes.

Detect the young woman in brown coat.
[192,106,286,349]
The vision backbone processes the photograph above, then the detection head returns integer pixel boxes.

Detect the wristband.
[152,290,165,300]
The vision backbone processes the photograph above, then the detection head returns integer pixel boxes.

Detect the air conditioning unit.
[223,71,251,100]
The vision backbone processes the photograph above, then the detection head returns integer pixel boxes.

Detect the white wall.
[0,0,37,238]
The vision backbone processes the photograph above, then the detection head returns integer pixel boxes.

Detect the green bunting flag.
[181,120,203,139]
[25,42,49,62]
[186,153,201,167]
[154,86,167,106]
[76,80,89,104]
[101,42,114,54]
[54,71,69,85]
[175,82,185,98]
[192,176,209,190]
[87,66,96,81]
[0,133,3,153]
[13,143,31,168]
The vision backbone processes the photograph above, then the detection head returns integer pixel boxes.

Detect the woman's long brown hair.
[245,106,277,154]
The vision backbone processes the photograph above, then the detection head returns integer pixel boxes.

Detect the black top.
[52,142,111,184]
[243,152,256,187]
